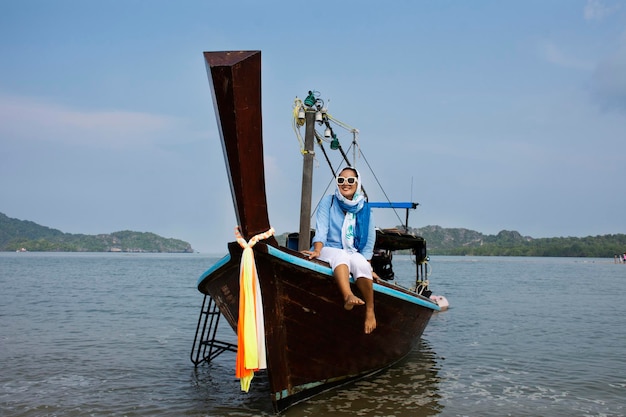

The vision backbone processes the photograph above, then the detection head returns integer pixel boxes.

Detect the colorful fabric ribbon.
[234,226,275,392]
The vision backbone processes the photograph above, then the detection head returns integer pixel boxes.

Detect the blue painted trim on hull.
[273,374,359,402]
[266,245,440,312]
[197,253,231,287]
[196,246,439,311]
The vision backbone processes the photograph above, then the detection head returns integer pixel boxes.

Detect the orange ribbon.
[234,226,274,392]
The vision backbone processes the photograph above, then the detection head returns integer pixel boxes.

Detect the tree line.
[277,226,626,257]
[412,226,626,257]
[1,212,193,253]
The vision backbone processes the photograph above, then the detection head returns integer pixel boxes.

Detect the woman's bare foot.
[344,294,365,310]
[364,310,377,334]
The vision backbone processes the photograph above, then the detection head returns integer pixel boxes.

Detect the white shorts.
[318,246,373,280]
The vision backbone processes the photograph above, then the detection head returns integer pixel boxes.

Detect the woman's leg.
[351,253,376,334]
[355,277,376,334]
[319,247,365,310]
[334,264,365,310]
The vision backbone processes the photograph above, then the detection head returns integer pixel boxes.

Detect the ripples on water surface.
[1,253,625,416]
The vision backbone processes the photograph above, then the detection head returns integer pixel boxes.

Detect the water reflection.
[285,339,443,417]
[191,361,276,416]
[190,339,442,416]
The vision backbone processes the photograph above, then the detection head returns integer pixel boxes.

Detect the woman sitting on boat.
[303,167,377,334]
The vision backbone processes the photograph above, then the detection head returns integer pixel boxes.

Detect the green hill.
[5,211,624,257]
[412,225,626,257]
[276,226,626,258]
[0,212,193,253]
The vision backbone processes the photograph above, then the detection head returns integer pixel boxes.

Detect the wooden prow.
[204,51,277,245]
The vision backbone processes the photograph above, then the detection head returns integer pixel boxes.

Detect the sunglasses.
[336,176,357,185]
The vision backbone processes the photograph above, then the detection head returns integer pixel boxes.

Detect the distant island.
[408,226,626,257]
[4,212,625,257]
[276,226,626,258]
[0,212,193,253]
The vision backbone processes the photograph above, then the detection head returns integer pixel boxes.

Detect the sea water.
[1,252,625,416]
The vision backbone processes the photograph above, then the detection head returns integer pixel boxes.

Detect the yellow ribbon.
[234,226,275,392]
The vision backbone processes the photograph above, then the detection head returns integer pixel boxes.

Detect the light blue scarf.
[333,170,369,253]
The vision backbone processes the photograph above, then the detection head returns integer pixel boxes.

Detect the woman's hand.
[303,249,321,259]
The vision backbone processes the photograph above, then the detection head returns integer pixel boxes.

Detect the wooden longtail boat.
[191,50,440,412]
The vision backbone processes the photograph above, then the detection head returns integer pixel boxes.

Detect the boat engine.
[371,249,395,281]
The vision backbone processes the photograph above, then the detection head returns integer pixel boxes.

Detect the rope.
[327,113,359,133]
[292,98,305,152]
[233,226,275,392]
[292,97,305,127]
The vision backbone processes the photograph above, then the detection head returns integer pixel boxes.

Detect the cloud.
[0,94,182,149]
[590,32,626,110]
[583,0,620,20]
[539,41,594,71]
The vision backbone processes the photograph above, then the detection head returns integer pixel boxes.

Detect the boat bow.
[204,50,277,244]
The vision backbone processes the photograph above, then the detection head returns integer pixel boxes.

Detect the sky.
[1,0,625,254]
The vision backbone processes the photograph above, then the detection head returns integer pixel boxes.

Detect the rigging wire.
[293,92,411,229]
[356,147,405,227]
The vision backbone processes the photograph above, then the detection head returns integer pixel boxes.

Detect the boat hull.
[198,242,437,411]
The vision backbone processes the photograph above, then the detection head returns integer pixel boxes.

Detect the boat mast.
[298,110,316,251]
